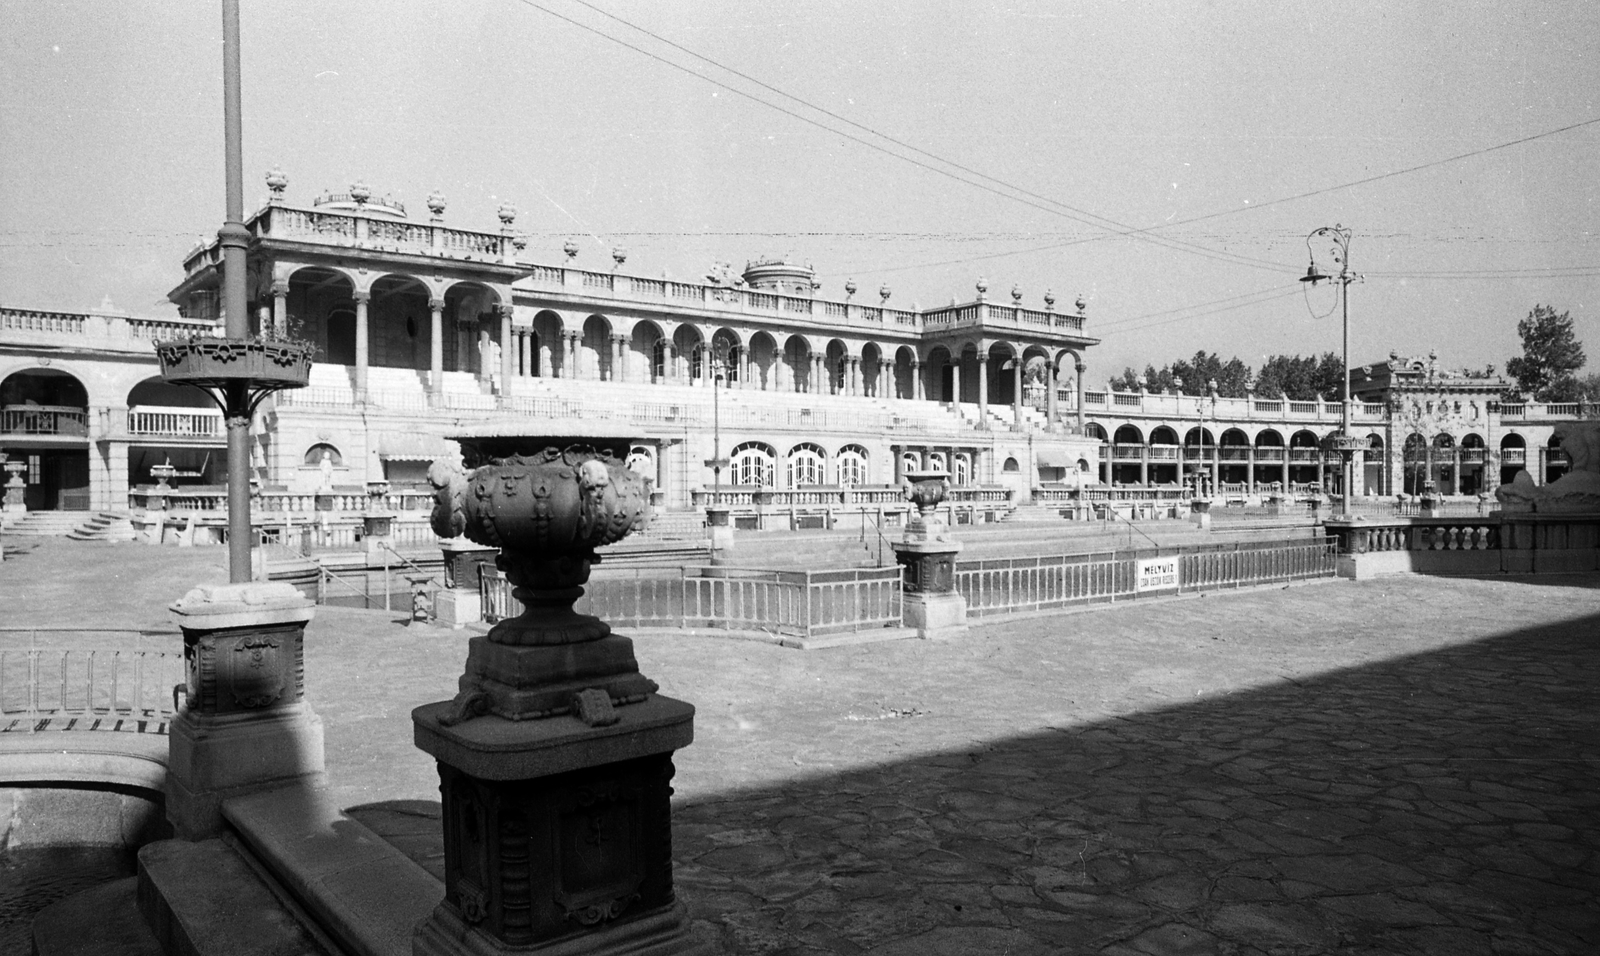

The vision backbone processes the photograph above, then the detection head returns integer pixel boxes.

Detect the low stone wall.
[1325,513,1600,578]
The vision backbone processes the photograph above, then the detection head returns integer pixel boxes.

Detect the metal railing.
[955,538,1338,620]
[482,565,904,640]
[0,630,184,733]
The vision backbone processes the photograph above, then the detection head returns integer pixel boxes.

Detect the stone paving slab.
[4,539,1598,954]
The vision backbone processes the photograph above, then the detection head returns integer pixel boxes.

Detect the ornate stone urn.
[902,467,952,542]
[413,426,698,956]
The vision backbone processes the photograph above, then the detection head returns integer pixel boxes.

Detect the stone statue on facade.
[1495,420,1600,513]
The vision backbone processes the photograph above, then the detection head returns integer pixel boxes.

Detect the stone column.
[271,280,288,338]
[949,362,960,406]
[165,582,325,839]
[1046,361,1059,429]
[499,305,514,393]
[977,351,990,426]
[429,298,445,402]
[1452,446,1463,495]
[1139,448,1149,487]
[1012,356,1024,428]
[1075,362,1087,434]
[353,291,371,400]
[1246,449,1256,493]
[913,360,924,401]
[850,357,861,396]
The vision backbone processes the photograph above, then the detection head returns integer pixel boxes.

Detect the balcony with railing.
[2,404,89,437]
[125,407,225,440]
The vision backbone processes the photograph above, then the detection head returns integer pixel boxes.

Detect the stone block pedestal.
[436,588,483,628]
[892,538,967,641]
[412,695,700,956]
[165,582,325,840]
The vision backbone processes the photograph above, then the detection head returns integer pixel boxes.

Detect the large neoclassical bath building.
[0,172,1584,522]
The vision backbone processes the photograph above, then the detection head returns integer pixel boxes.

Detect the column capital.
[353,290,371,305]
[498,303,515,319]
[270,279,290,296]
[429,297,445,311]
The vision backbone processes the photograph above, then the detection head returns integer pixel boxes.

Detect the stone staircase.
[66,510,140,542]
[0,510,88,537]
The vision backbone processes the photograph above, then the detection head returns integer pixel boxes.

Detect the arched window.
[953,453,972,487]
[787,442,827,487]
[626,445,656,482]
[836,444,868,486]
[304,443,342,466]
[731,441,775,487]
[927,451,948,473]
[901,451,921,476]
[651,340,668,382]
[1002,456,1020,473]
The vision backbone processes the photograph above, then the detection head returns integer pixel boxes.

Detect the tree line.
[1112,352,1345,402]
[1112,304,1591,405]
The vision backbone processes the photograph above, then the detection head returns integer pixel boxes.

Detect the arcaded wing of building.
[0,174,1582,519]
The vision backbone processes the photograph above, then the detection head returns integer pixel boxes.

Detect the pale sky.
[2,0,1596,381]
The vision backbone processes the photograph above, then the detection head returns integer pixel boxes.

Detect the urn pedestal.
[165,582,325,840]
[705,506,734,561]
[3,460,27,515]
[893,468,968,641]
[362,512,396,554]
[436,539,500,628]
[892,539,968,641]
[417,435,701,956]
[1189,497,1213,531]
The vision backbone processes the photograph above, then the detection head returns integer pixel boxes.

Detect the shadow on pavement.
[353,610,1598,956]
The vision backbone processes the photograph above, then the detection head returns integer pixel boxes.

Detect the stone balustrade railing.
[1326,512,1600,578]
[1,307,219,355]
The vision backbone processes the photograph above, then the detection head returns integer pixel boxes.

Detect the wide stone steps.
[2,511,88,537]
[65,511,140,542]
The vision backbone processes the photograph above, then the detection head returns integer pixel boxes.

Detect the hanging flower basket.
[155,336,313,390]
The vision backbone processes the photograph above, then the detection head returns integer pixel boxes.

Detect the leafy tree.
[1310,352,1346,402]
[1255,355,1314,399]
[1506,305,1585,401]
[1572,371,1600,403]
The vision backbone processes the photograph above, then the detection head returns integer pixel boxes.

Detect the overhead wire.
[511,1,1600,289]
[505,0,1300,276]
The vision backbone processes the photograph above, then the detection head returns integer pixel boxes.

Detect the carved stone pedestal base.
[165,582,324,840]
[436,588,483,628]
[901,591,968,641]
[166,703,326,840]
[892,539,967,641]
[412,695,698,956]
[416,895,696,956]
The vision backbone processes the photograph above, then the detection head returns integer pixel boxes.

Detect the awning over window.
[1036,446,1075,468]
[379,433,455,461]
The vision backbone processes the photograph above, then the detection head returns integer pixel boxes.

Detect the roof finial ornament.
[426,190,447,222]
[265,165,288,203]
[349,180,371,206]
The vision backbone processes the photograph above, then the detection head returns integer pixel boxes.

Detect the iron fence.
[482,565,904,640]
[0,629,184,733]
[956,538,1337,620]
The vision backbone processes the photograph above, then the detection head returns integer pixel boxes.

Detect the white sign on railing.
[1135,556,1179,592]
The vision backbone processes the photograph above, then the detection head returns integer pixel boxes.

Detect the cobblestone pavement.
[4,540,1597,955]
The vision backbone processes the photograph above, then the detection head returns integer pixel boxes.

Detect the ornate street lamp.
[1300,225,1365,519]
[156,0,310,582]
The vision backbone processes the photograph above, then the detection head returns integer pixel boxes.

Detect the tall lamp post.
[703,346,733,560]
[1300,225,1364,519]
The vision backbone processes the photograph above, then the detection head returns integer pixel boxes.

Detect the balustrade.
[2,404,88,436]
